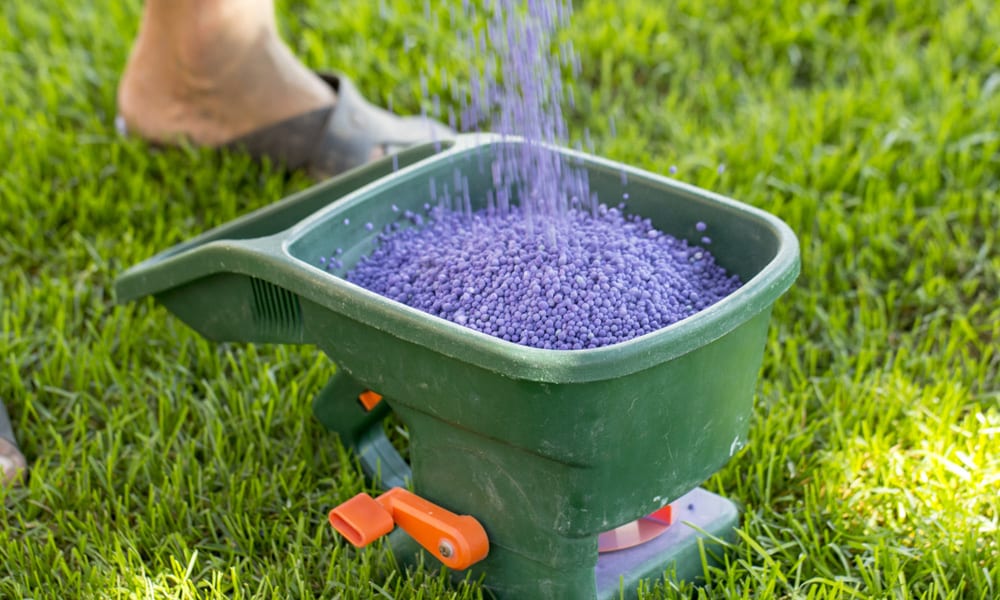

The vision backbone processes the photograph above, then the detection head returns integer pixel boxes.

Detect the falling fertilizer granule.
[340,0,743,349]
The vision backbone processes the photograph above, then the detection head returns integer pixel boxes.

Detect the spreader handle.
[115,141,450,306]
[330,488,489,571]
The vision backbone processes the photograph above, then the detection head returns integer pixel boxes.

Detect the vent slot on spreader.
[250,277,303,338]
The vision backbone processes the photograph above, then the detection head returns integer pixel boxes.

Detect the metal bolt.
[438,540,454,558]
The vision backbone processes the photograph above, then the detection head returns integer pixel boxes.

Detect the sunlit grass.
[1,0,998,598]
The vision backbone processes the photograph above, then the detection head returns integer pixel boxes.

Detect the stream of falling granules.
[347,207,741,350]
[339,0,741,350]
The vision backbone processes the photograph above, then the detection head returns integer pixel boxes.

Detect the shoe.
[0,401,25,487]
[223,72,454,179]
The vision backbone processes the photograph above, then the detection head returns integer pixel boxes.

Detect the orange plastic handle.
[329,488,489,571]
[329,492,394,547]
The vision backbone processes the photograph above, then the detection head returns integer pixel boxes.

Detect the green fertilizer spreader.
[116,135,799,598]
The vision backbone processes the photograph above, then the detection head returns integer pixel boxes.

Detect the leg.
[117,0,336,147]
[118,0,452,178]
[312,371,411,490]
[0,401,26,487]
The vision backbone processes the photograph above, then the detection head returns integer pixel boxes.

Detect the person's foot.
[0,437,26,487]
[117,1,452,178]
[117,1,337,148]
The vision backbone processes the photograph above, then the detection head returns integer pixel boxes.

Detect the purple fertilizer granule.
[459,0,592,220]
[347,207,741,350]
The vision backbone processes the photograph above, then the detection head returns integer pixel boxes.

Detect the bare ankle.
[118,0,334,147]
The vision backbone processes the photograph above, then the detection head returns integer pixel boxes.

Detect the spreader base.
[595,487,739,598]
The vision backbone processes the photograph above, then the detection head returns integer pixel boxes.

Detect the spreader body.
[116,135,799,598]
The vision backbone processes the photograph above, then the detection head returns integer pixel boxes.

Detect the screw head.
[438,540,454,558]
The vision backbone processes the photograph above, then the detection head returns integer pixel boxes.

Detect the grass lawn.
[2,0,998,598]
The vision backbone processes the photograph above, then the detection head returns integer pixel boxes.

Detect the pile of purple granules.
[347,207,741,350]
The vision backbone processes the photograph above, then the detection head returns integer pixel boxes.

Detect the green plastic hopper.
[116,134,799,599]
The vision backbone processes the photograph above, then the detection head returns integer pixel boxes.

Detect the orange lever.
[329,488,489,570]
